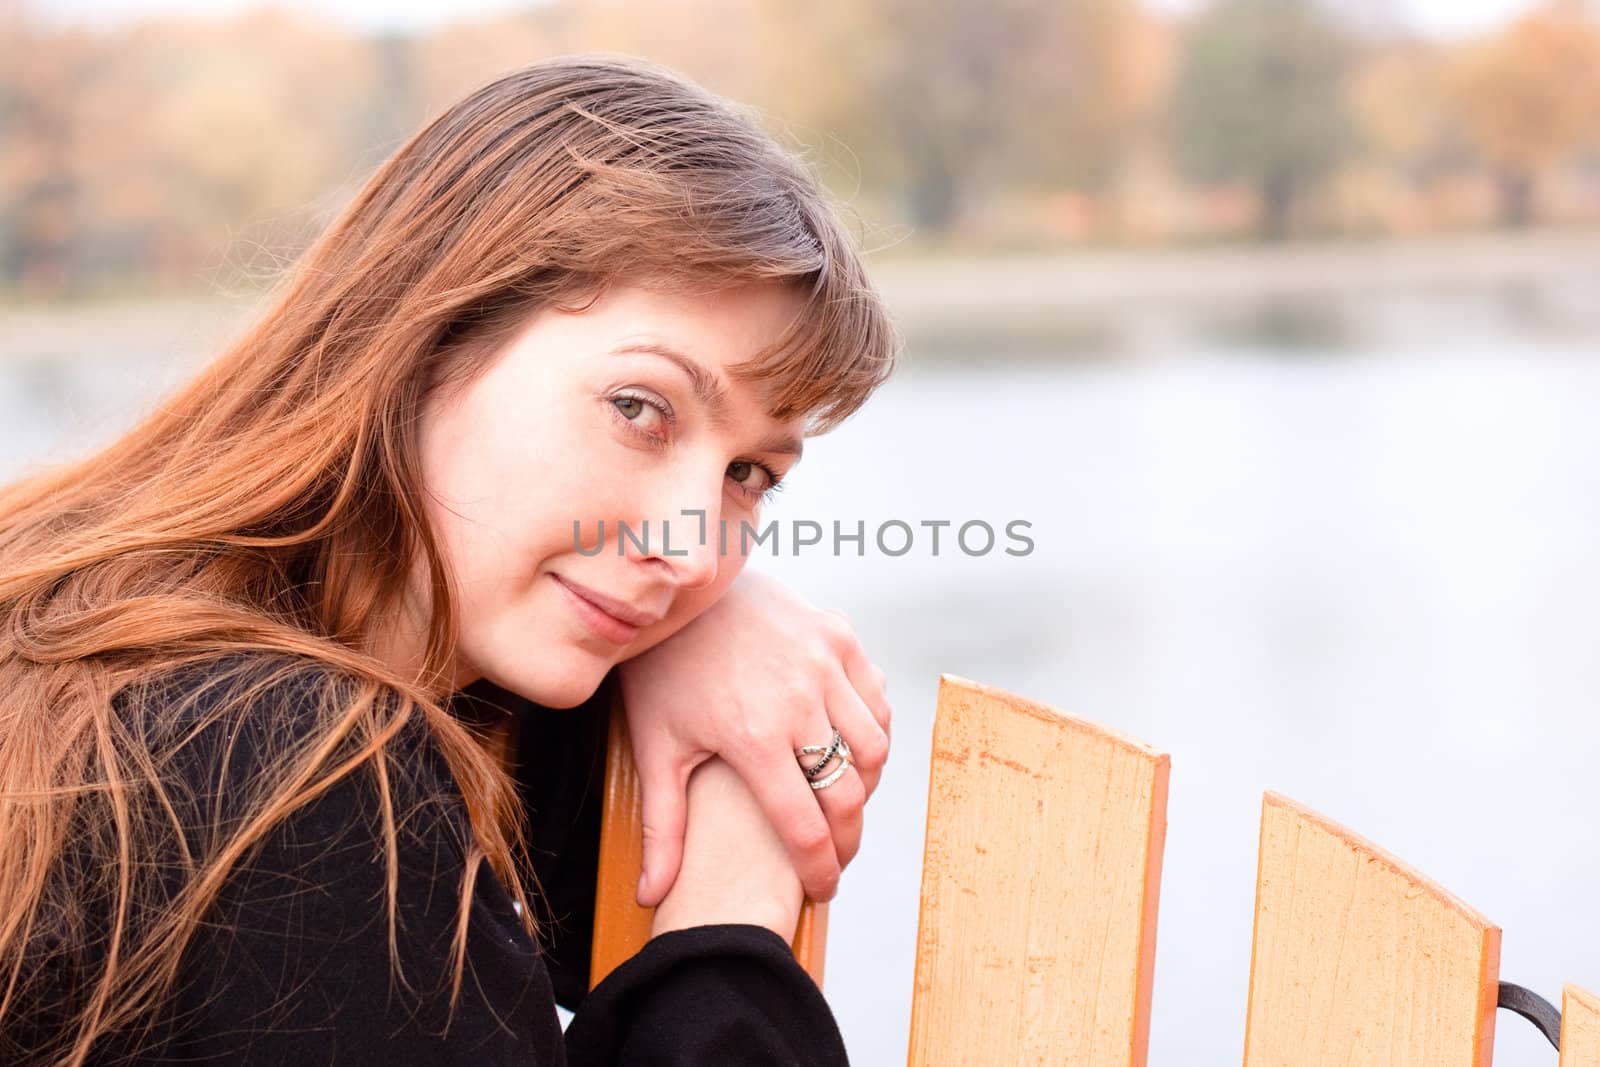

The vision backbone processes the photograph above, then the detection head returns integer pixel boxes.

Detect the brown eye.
[726,458,786,505]
[610,391,668,436]
[728,460,769,490]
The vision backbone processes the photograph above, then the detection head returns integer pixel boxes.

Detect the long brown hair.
[0,52,898,1064]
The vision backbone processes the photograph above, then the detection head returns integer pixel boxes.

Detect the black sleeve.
[462,674,852,1066]
[562,923,851,1066]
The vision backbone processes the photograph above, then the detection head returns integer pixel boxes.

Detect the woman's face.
[409,280,810,707]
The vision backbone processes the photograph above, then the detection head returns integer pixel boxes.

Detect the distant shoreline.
[4,228,1598,366]
[870,227,1600,320]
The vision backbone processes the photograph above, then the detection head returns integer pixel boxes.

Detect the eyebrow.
[610,340,805,458]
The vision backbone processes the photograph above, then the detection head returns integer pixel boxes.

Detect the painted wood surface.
[907,673,1170,1066]
[1563,984,1600,1066]
[588,690,827,990]
[1244,792,1501,1066]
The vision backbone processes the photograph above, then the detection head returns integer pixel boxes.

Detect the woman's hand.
[648,756,804,942]
[616,567,892,909]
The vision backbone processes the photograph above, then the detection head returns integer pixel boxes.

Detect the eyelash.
[606,389,787,505]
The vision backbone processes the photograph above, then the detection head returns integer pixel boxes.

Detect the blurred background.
[3,0,1598,1061]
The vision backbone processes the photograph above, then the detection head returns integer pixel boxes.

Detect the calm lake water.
[2,273,1597,1062]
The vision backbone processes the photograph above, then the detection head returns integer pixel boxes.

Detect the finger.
[633,745,695,909]
[828,630,893,773]
[823,664,887,801]
[809,763,866,872]
[806,682,869,870]
[822,609,891,734]
[722,730,842,903]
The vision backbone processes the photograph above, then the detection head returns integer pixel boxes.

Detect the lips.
[551,575,666,627]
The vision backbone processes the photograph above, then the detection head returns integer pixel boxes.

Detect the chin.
[481,652,609,710]
[531,677,604,710]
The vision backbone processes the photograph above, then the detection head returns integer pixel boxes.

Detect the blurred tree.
[1173,0,1354,240]
[1353,47,1488,177]
[814,0,1161,234]
[17,0,1600,293]
[422,2,840,186]
[413,14,556,118]
[1351,48,1447,171]
[367,31,424,157]
[430,0,1167,239]
[0,9,100,295]
[96,12,379,284]
[0,8,378,294]
[1444,0,1600,226]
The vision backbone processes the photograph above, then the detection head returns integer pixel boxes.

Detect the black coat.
[30,658,850,1065]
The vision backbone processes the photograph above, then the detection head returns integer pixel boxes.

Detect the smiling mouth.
[550,574,663,645]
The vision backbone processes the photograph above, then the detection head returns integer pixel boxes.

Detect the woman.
[0,53,898,1064]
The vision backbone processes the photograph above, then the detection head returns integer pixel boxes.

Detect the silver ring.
[796,729,851,780]
[808,758,851,790]
[796,728,852,789]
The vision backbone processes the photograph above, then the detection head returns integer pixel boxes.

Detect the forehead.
[590,281,806,357]
[579,282,810,416]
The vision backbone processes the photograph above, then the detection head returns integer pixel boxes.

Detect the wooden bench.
[577,674,1598,1063]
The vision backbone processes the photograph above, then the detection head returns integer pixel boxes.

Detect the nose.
[636,464,724,592]
[656,504,721,591]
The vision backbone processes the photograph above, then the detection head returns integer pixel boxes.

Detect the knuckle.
[795,816,833,854]
[856,732,890,769]
[805,639,836,673]
[771,670,809,702]
[734,713,780,750]
[821,609,857,648]
[839,832,863,868]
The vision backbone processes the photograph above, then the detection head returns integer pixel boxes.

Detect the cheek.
[423,440,625,591]
[424,385,687,592]
[419,425,551,589]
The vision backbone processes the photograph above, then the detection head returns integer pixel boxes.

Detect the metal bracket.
[1499,981,1561,1050]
